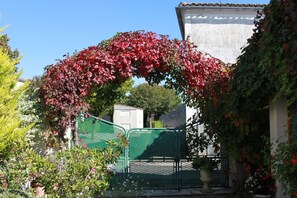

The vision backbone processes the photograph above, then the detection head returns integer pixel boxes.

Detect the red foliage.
[41,31,229,138]
[292,158,297,165]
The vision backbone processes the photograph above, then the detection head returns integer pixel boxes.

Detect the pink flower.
[292,158,297,165]
[90,168,95,175]
[117,133,122,138]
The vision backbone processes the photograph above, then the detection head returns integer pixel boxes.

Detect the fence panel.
[75,117,229,189]
[76,115,127,173]
[127,128,181,189]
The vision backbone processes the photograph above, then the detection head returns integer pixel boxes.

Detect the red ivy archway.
[41,31,229,140]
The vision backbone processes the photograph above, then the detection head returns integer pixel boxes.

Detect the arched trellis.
[41,31,229,144]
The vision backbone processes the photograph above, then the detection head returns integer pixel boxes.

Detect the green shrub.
[271,142,297,196]
[0,188,29,198]
[192,155,219,173]
[152,120,163,128]
[0,29,30,159]
[0,134,128,197]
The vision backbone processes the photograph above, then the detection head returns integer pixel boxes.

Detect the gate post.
[125,128,129,177]
[175,129,181,190]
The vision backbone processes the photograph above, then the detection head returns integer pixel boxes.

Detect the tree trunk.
[73,129,79,146]
[73,120,79,146]
[149,113,155,128]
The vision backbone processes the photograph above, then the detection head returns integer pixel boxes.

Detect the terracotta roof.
[178,2,266,8]
[18,78,26,82]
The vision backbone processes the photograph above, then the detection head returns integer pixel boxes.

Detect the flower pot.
[253,194,271,198]
[34,185,44,197]
[32,182,44,197]
[200,168,213,193]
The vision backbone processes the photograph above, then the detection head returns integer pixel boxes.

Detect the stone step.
[140,188,232,197]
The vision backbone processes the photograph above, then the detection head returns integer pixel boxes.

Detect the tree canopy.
[125,83,181,127]
[0,29,29,158]
[86,78,133,118]
[0,29,19,61]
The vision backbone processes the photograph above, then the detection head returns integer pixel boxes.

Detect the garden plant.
[271,142,297,196]
[1,29,229,197]
[1,0,297,196]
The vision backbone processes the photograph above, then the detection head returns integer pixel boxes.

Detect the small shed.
[113,104,143,130]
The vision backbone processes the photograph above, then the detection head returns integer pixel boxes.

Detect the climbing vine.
[41,31,228,142]
[259,0,297,104]
[227,0,297,151]
[198,0,297,162]
[231,0,297,108]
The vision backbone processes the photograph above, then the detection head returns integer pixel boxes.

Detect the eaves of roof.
[178,2,266,8]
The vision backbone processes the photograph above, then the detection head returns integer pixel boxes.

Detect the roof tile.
[178,2,266,8]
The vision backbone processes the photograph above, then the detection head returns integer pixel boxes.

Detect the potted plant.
[192,155,219,193]
[271,142,297,197]
[244,166,276,198]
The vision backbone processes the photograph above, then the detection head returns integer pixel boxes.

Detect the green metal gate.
[127,128,183,189]
[76,115,127,173]
[76,115,229,190]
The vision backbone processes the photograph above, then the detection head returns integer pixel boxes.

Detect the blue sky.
[1,0,269,80]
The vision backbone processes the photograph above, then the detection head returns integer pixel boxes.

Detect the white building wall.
[182,8,258,64]
[136,109,144,128]
[178,4,265,188]
[180,6,261,156]
[186,106,197,123]
[269,97,289,198]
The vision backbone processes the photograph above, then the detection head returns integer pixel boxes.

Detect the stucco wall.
[182,8,258,63]
[177,4,265,189]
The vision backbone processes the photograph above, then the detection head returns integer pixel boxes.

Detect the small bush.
[0,134,128,197]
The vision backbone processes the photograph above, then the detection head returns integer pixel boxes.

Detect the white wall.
[113,104,143,130]
[136,109,144,128]
[178,4,266,188]
[180,7,262,153]
[269,97,289,198]
[182,8,258,63]
[186,106,197,123]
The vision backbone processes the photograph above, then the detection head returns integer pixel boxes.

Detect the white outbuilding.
[113,104,143,130]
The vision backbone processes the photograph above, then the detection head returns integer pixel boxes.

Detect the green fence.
[75,115,229,189]
[127,128,184,189]
[76,115,127,173]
